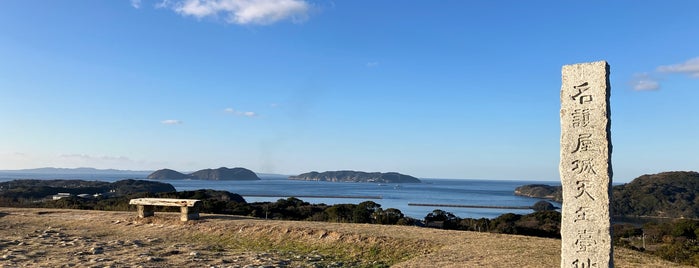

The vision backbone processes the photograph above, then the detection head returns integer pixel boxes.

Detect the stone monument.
[560,61,613,268]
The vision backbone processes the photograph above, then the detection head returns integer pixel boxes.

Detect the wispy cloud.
[629,56,699,91]
[60,154,131,162]
[0,152,164,170]
[630,73,660,91]
[131,0,142,8]
[366,61,379,68]
[242,111,258,117]
[657,57,699,78]
[161,119,183,125]
[224,108,258,117]
[57,153,166,170]
[158,0,311,25]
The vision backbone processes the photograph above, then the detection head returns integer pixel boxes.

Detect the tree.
[490,213,522,234]
[532,201,556,212]
[325,204,356,223]
[425,209,460,229]
[353,201,381,223]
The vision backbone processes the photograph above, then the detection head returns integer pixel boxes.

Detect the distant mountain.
[147,167,261,181]
[289,171,421,183]
[515,171,699,218]
[0,167,152,175]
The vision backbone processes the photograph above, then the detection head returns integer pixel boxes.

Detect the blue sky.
[0,1,697,182]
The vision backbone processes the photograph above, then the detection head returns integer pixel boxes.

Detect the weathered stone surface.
[560,61,613,268]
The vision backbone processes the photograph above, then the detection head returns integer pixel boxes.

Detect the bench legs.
[135,205,199,221]
[137,205,154,218]
[180,206,200,221]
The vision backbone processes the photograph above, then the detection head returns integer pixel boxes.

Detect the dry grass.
[0,207,691,267]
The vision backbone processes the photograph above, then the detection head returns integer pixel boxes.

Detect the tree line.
[2,180,698,266]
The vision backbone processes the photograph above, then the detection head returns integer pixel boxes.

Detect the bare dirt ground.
[0,207,690,267]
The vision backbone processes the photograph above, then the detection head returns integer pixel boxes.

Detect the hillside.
[612,171,699,218]
[289,171,421,183]
[515,171,699,218]
[147,167,261,181]
[0,179,175,199]
[0,207,686,267]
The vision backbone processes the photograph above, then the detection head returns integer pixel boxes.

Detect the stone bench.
[129,198,201,221]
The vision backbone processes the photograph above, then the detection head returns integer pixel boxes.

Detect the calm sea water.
[0,173,561,219]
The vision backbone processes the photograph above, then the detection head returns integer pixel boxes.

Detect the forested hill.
[289,171,421,183]
[515,171,699,218]
[147,167,260,181]
[0,179,175,199]
[612,171,699,218]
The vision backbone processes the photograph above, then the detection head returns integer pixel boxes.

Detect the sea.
[0,172,562,219]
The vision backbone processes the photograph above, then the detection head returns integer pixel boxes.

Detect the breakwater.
[408,203,532,209]
[243,194,383,199]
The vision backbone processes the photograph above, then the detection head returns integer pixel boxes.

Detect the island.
[289,171,421,183]
[147,167,261,181]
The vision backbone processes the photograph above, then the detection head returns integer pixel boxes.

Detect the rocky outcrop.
[147,167,260,181]
[289,171,421,183]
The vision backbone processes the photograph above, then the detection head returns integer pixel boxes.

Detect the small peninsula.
[514,184,563,203]
[289,171,421,183]
[147,167,260,181]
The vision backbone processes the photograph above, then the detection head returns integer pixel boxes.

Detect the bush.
[532,201,556,212]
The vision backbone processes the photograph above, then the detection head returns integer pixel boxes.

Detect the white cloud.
[162,0,311,25]
[0,152,164,170]
[131,0,142,8]
[657,57,699,78]
[161,119,183,125]
[631,73,660,91]
[242,111,258,117]
[224,107,258,117]
[366,61,379,68]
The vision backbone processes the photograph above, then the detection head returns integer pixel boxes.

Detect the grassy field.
[0,207,691,267]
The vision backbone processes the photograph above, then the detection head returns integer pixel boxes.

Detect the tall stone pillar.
[560,61,613,268]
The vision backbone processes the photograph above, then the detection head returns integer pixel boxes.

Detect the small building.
[52,193,72,200]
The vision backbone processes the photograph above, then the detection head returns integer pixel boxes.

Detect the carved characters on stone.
[571,82,593,104]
